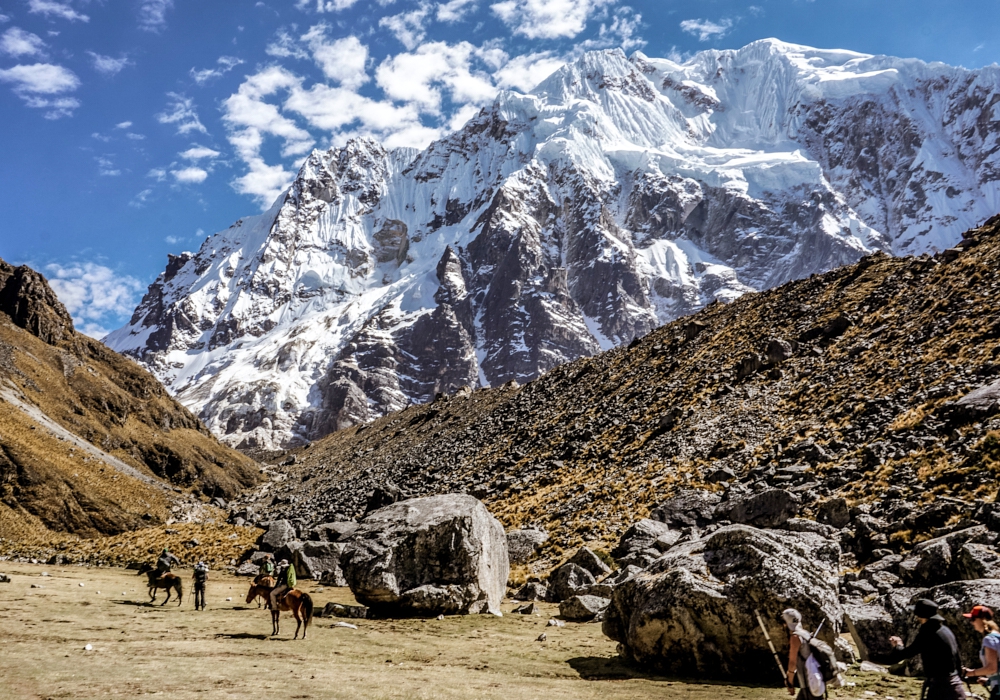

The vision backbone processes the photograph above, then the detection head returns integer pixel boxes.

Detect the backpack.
[806,635,841,687]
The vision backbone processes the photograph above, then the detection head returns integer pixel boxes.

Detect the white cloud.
[0,27,47,58]
[27,0,88,22]
[171,166,208,183]
[148,168,167,180]
[295,0,360,11]
[138,0,173,32]
[379,7,430,51]
[180,145,221,160]
[490,0,613,39]
[44,262,144,338]
[679,18,733,42]
[436,0,477,22]
[492,50,564,91]
[0,13,10,23]
[126,132,145,140]
[0,62,80,117]
[115,120,132,129]
[156,92,208,135]
[376,41,497,114]
[190,55,244,85]
[130,188,153,207]
[88,51,132,76]
[301,25,368,87]
[222,65,315,205]
[165,235,182,244]
[580,7,645,52]
[266,29,309,60]
[96,156,120,176]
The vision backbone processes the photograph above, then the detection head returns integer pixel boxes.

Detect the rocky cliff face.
[107,40,1000,449]
[0,259,260,539]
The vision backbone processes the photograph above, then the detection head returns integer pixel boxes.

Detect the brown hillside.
[0,259,260,540]
[241,217,1000,560]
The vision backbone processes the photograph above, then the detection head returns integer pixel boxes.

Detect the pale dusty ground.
[0,563,935,700]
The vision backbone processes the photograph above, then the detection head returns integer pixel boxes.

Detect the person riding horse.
[155,548,181,578]
[269,559,296,611]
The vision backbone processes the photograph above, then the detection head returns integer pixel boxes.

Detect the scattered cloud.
[490,0,613,40]
[27,0,88,22]
[138,0,173,32]
[126,132,145,140]
[0,12,10,23]
[307,26,369,87]
[0,62,80,117]
[380,7,431,51]
[156,92,208,135]
[266,28,309,60]
[95,156,121,176]
[171,166,208,183]
[190,55,244,85]
[115,120,133,129]
[295,0,360,11]
[437,0,477,22]
[492,50,564,91]
[376,41,497,113]
[679,17,734,42]
[747,5,764,16]
[579,6,645,52]
[88,51,132,76]
[180,145,221,160]
[147,168,167,180]
[164,235,183,244]
[44,261,144,338]
[130,188,153,207]
[0,27,47,58]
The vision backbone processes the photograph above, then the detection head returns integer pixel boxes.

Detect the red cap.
[963,605,994,620]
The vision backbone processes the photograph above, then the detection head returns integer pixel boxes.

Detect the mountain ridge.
[107,40,1000,449]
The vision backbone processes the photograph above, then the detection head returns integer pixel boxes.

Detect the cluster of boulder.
[239,517,357,586]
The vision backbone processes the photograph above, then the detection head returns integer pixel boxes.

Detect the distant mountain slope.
[240,217,1000,553]
[108,40,1000,449]
[0,259,260,540]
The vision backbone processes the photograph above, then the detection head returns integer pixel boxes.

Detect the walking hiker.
[782,609,824,699]
[962,605,1000,699]
[155,547,180,577]
[259,553,275,578]
[193,561,209,610]
[269,559,296,610]
[871,598,967,699]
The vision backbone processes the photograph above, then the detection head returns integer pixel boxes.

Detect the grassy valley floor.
[0,563,938,700]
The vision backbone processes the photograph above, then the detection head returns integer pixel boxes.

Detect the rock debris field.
[0,563,927,700]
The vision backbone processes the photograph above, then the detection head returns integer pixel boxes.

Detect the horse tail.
[301,593,313,630]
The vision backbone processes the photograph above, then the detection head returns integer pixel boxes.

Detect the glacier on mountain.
[106,39,1000,448]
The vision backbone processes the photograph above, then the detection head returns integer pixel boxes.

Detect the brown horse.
[248,575,274,608]
[245,581,313,639]
[137,563,183,606]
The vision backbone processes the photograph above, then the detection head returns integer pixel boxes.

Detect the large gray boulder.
[308,521,359,542]
[560,595,610,621]
[568,546,612,578]
[257,520,297,553]
[507,528,548,564]
[650,490,721,528]
[611,519,676,565]
[547,563,596,603]
[716,489,800,528]
[844,603,897,660]
[340,494,509,616]
[942,379,1000,425]
[898,526,994,585]
[602,525,843,680]
[955,543,1000,580]
[294,541,347,583]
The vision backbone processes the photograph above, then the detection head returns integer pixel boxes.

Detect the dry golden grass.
[0,563,930,700]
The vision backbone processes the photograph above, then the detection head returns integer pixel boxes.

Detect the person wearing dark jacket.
[872,599,967,700]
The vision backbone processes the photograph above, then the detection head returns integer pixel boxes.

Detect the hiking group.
[138,549,312,638]
[778,601,999,700]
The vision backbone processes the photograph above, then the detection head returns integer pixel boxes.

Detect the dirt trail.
[0,564,930,700]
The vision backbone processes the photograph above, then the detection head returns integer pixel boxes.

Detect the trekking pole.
[755,609,792,690]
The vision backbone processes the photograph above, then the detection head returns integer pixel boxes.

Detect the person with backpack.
[782,608,826,699]
[193,561,209,610]
[269,559,296,610]
[872,599,967,699]
[962,605,1000,699]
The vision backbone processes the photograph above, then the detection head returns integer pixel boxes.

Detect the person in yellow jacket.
[269,559,296,609]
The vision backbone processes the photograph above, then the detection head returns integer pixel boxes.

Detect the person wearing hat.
[193,561,209,611]
[962,605,1000,699]
[872,599,966,699]
[269,558,296,610]
[781,608,823,699]
[155,547,181,578]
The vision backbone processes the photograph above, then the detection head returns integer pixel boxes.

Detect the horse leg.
[293,604,302,640]
[271,610,279,636]
[162,586,171,606]
[176,583,183,606]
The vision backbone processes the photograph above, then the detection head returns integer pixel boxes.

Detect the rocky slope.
[107,40,1000,449]
[233,216,1000,558]
[0,259,260,540]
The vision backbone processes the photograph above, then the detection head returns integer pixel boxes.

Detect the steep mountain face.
[238,217,1000,553]
[0,259,260,540]
[107,40,1000,449]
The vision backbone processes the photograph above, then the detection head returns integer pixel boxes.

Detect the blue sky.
[1,0,999,337]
